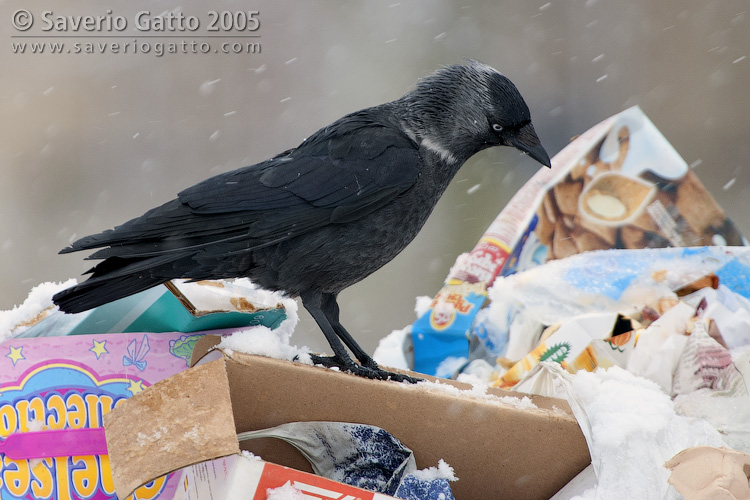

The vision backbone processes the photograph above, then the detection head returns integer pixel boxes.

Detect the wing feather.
[64,113,421,261]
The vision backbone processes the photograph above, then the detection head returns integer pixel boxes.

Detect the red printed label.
[254,462,379,500]
[450,237,510,285]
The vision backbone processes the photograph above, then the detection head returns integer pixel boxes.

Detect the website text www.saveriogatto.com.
[10,9,262,57]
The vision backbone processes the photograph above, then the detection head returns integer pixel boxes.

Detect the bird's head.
[401,60,551,168]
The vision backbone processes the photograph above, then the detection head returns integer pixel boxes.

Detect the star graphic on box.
[6,346,24,366]
[89,339,109,359]
[126,379,146,395]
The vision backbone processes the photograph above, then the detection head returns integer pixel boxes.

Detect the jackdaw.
[53,60,551,382]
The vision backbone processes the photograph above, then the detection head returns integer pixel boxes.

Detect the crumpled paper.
[665,446,750,500]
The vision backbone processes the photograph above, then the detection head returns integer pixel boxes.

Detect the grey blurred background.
[3,1,749,353]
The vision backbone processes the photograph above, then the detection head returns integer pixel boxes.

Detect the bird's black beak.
[510,123,552,168]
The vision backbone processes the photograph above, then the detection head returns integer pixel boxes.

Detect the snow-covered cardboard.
[10,279,291,339]
[104,336,590,500]
[74,279,289,334]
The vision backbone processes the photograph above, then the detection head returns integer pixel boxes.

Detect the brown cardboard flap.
[189,334,223,366]
[104,359,240,499]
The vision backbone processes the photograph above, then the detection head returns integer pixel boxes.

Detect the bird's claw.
[309,354,422,383]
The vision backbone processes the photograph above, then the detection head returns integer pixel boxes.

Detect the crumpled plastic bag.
[237,421,456,500]
[475,246,750,364]
[625,301,695,393]
[671,320,750,452]
[682,285,750,350]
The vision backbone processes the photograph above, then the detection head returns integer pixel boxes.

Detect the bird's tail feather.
[53,254,186,314]
[52,273,167,314]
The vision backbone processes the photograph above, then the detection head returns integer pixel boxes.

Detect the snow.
[6,268,744,500]
[410,459,457,482]
[434,356,467,378]
[241,450,263,461]
[416,379,538,411]
[174,278,299,341]
[414,296,433,317]
[0,280,76,341]
[217,326,312,365]
[373,296,433,370]
[265,482,307,500]
[369,250,750,498]
[456,359,497,383]
[373,327,410,370]
[199,79,221,95]
[566,367,724,500]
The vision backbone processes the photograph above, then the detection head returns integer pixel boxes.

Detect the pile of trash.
[3,106,749,500]
[457,246,750,499]
[375,106,750,499]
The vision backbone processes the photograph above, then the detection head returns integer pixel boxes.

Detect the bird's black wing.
[65,113,421,260]
[180,112,418,211]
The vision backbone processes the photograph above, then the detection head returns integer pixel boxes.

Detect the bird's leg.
[320,293,378,369]
[301,291,420,383]
[320,292,421,384]
[300,291,361,371]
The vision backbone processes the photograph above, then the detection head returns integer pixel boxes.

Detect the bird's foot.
[309,354,422,384]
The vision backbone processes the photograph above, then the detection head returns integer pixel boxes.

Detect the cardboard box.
[0,332,204,500]
[104,337,590,500]
[16,280,290,338]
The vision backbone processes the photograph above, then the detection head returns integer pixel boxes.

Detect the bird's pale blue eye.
[492,124,503,132]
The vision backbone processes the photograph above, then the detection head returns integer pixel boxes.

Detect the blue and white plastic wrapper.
[486,246,750,363]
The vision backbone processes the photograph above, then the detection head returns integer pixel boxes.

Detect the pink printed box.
[0,332,204,500]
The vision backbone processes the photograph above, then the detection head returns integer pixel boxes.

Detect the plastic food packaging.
[411,106,744,375]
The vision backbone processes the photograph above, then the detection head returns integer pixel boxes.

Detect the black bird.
[53,60,551,382]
